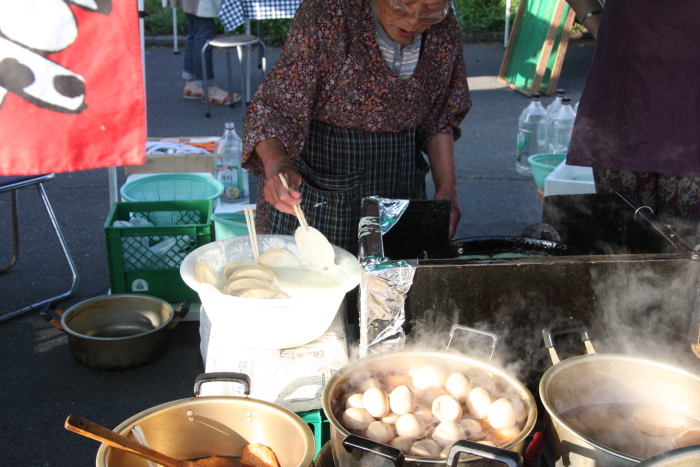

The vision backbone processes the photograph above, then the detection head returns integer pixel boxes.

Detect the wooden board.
[498,0,576,96]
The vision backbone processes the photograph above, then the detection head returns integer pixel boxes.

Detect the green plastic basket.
[528,153,566,191]
[104,199,214,303]
[296,410,330,459]
[120,173,224,202]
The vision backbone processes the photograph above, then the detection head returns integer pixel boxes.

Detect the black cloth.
[567,0,700,178]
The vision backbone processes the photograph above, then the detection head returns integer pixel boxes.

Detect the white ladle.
[278,174,335,270]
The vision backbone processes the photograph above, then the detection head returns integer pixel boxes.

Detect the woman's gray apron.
[269,119,430,254]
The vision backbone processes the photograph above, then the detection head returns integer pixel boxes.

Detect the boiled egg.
[487,398,517,430]
[342,407,375,431]
[432,420,467,447]
[390,437,413,454]
[363,387,390,418]
[432,395,463,422]
[384,374,414,392]
[458,417,486,441]
[412,365,448,390]
[390,385,417,415]
[395,413,427,439]
[418,386,448,406]
[488,425,521,446]
[444,372,473,404]
[409,439,440,458]
[345,393,364,409]
[412,404,435,425]
[465,387,492,419]
[381,411,400,424]
[366,421,395,444]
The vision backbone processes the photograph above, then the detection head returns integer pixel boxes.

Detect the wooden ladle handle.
[65,414,193,467]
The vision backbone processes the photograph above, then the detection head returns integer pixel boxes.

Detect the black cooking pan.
[424,223,586,260]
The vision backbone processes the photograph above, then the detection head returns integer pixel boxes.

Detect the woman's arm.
[426,132,461,239]
[565,0,603,38]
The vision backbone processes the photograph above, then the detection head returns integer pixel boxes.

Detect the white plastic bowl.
[180,235,361,349]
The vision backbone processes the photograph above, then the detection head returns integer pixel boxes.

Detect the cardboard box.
[125,136,218,175]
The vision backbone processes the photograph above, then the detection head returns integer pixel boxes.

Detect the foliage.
[453,0,520,35]
[144,0,520,46]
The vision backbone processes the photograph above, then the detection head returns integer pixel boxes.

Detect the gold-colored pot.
[322,351,537,467]
[96,374,316,467]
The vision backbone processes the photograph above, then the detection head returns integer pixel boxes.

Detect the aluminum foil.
[358,197,416,357]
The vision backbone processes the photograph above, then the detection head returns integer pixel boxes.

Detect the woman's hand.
[255,138,303,216]
[426,132,461,239]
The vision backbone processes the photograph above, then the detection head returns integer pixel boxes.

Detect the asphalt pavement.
[0,39,596,465]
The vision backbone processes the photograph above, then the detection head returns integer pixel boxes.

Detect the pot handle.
[447,440,523,467]
[166,299,191,330]
[542,325,596,365]
[193,372,251,396]
[342,435,405,467]
[446,324,498,361]
[40,302,65,331]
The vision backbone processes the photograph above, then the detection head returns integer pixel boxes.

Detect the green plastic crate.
[296,409,330,459]
[105,200,214,303]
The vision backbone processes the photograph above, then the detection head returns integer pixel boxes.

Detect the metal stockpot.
[43,294,188,370]
[539,328,700,467]
[635,445,700,466]
[322,349,537,467]
[96,373,316,467]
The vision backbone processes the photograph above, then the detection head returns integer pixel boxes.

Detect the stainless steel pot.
[540,327,700,467]
[43,294,188,370]
[96,373,316,467]
[322,350,537,467]
[635,444,700,466]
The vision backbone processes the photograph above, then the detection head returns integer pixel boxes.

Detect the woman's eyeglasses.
[388,0,449,25]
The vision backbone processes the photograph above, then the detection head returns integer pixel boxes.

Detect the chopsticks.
[278,173,309,230]
[244,205,259,259]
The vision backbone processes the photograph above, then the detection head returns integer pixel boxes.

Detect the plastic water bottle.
[549,97,577,154]
[516,93,547,176]
[214,122,249,206]
[537,88,566,153]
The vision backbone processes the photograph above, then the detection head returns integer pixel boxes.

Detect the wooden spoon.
[65,415,233,467]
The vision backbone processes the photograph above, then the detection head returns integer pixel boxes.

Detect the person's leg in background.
[182,13,240,104]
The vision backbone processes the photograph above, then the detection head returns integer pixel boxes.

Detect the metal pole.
[173,6,180,53]
[504,0,512,47]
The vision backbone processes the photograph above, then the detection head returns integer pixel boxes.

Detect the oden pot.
[322,349,537,467]
[539,327,700,467]
[96,373,316,467]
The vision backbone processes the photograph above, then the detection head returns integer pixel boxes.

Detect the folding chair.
[0,174,79,322]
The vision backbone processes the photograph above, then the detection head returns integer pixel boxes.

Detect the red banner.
[0,0,146,175]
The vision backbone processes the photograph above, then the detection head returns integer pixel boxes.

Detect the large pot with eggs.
[540,327,700,467]
[96,373,316,467]
[322,349,537,467]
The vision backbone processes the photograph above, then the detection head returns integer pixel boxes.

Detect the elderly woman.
[242,0,471,253]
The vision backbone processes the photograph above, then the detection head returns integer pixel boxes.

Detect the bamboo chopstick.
[278,173,309,229]
[244,205,259,259]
